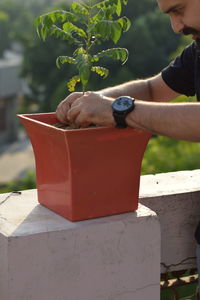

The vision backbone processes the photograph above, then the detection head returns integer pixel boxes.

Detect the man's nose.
[170,16,184,34]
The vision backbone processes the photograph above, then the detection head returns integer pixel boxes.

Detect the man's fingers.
[67,102,92,127]
[74,116,91,128]
[56,92,83,123]
[68,92,83,103]
[69,109,91,127]
[56,104,69,123]
[67,105,81,123]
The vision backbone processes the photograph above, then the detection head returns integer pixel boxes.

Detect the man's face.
[157,0,200,41]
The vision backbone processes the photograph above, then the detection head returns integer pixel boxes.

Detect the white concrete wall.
[0,190,160,300]
[0,234,8,300]
[140,169,200,273]
[1,170,199,299]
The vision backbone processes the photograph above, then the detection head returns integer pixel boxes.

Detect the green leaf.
[91,55,99,62]
[91,16,130,43]
[111,21,122,43]
[95,0,118,11]
[71,2,89,16]
[95,48,129,64]
[34,17,40,36]
[34,10,78,41]
[56,56,76,68]
[75,50,92,91]
[94,0,128,18]
[70,2,89,24]
[91,66,109,78]
[117,16,131,32]
[34,10,75,30]
[92,20,113,41]
[67,75,80,92]
[42,10,76,24]
[63,22,86,38]
[73,47,86,56]
[50,25,80,44]
[41,25,48,41]
[116,0,122,16]
[89,9,104,25]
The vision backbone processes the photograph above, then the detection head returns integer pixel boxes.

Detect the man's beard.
[182,27,200,36]
[182,27,200,50]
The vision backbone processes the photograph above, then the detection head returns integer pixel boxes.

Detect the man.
[56,0,200,290]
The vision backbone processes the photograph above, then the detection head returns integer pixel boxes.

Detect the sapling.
[35,0,131,95]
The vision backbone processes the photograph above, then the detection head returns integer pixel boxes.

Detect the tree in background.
[123,8,181,78]
[0,1,34,52]
[0,0,65,111]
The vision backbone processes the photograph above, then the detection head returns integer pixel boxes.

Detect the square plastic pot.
[18,112,151,221]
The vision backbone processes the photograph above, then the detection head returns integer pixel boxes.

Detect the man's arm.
[125,101,200,142]
[98,73,180,102]
[56,73,180,123]
[65,93,200,142]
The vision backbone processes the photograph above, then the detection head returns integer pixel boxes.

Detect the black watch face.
[113,96,133,112]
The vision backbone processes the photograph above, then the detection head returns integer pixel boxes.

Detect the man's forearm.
[126,101,200,142]
[98,79,153,101]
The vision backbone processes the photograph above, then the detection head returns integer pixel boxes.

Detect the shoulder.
[180,42,196,62]
[161,42,196,97]
[164,41,196,70]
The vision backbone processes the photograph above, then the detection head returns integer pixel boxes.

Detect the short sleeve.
[161,43,196,96]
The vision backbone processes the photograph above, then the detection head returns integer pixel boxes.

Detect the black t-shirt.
[161,42,200,101]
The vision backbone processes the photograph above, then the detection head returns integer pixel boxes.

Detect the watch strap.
[113,111,128,128]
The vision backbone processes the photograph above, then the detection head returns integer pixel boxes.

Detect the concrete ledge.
[140,169,200,197]
[0,190,160,300]
[140,170,200,273]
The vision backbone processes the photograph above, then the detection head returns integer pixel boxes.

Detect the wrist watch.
[111,96,135,128]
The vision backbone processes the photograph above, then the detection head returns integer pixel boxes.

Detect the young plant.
[35,0,131,94]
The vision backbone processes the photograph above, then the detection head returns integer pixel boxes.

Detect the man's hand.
[56,92,83,124]
[56,91,116,128]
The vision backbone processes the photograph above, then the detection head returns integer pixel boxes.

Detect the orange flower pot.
[18,112,151,221]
